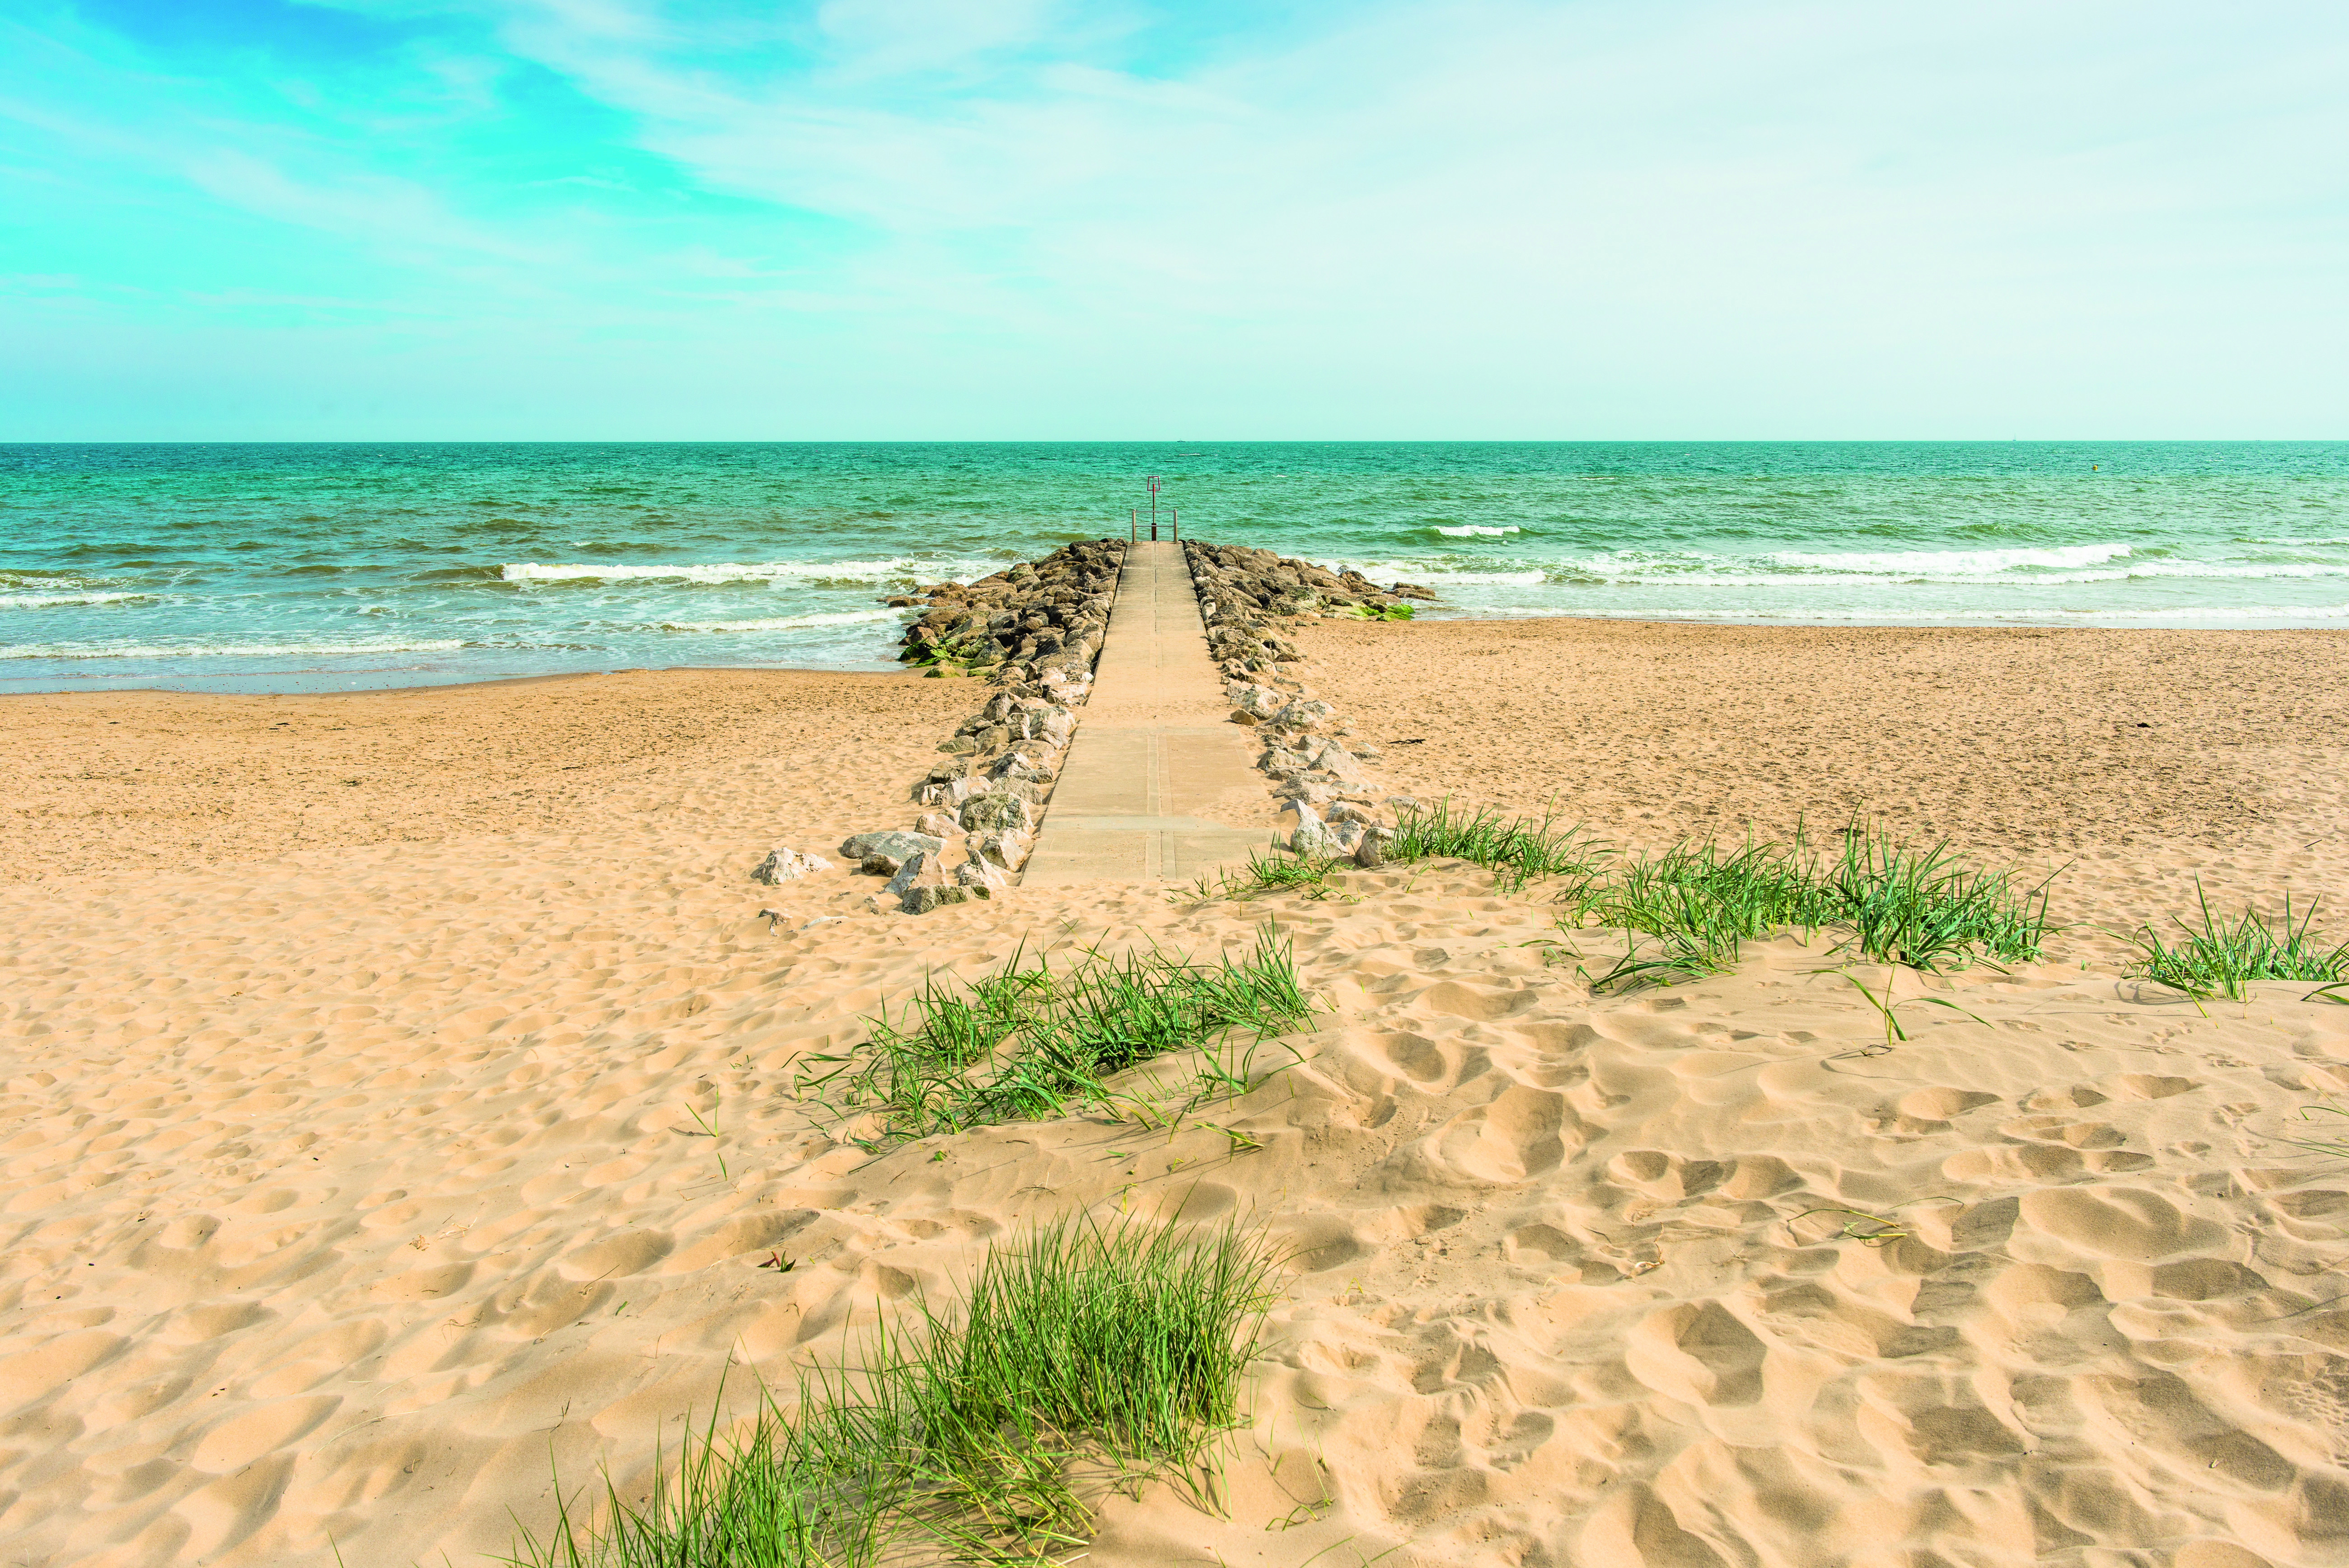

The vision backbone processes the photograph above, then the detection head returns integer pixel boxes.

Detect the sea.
[3,441,2346,694]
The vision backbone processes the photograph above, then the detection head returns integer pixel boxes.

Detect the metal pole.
[1131,508,1137,543]
[1147,474,1162,541]
[1170,507,1178,543]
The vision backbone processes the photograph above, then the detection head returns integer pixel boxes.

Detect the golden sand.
[5,630,2349,1568]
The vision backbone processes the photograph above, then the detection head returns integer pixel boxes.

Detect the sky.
[2,0,2345,440]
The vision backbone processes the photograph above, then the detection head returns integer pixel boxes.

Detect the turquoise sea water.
[4,442,2346,694]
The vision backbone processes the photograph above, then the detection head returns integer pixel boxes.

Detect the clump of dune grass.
[2125,884,2349,1003]
[1572,837,1830,987]
[1381,803,2056,988]
[1383,799,1608,894]
[501,1216,1278,1568]
[1187,847,1343,902]
[802,927,1314,1141]
[1826,828,2055,973]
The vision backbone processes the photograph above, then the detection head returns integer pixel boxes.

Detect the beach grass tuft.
[1383,799,1608,894]
[2124,884,2349,1002]
[500,1215,1277,1568]
[1189,847,1344,902]
[1384,803,2055,986]
[1826,827,2056,974]
[804,927,1315,1141]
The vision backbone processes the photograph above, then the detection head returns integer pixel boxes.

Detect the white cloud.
[12,0,2349,434]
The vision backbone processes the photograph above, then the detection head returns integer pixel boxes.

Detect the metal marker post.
[1146,474,1162,540]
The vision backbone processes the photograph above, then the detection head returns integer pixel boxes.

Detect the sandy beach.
[8,622,2349,1568]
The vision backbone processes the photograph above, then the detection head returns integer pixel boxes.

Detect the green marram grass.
[803,927,1315,1141]
[1187,847,1344,902]
[1384,803,2056,986]
[501,1216,1278,1568]
[2124,883,2349,1002]
[1383,799,1609,894]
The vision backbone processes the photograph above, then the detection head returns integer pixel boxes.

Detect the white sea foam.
[503,559,986,585]
[657,609,903,633]
[2,637,468,660]
[1770,543,2133,575]
[1337,560,1548,585]
[1434,525,1523,537]
[0,591,154,609]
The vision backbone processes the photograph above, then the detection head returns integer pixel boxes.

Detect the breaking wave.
[0,591,155,609]
[502,559,986,585]
[1770,543,2134,575]
[3,637,468,660]
[655,609,903,633]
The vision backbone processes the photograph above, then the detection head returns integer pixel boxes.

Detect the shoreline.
[12,610,2349,701]
[0,660,922,702]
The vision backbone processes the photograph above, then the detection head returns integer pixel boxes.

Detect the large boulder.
[961,792,1034,834]
[988,749,1054,785]
[751,846,833,884]
[1282,800,1339,856]
[1018,707,1075,745]
[969,827,1032,869]
[916,776,990,809]
[1226,683,1288,721]
[883,851,948,903]
[839,830,943,865]
[1303,739,1375,790]
[955,858,1010,890]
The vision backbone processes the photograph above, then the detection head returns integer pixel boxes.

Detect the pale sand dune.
[5,644,2349,1568]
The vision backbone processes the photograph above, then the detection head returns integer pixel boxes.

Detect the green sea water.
[3,441,2345,693]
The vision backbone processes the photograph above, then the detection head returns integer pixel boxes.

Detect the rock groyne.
[1182,540,1427,864]
[767,540,1127,913]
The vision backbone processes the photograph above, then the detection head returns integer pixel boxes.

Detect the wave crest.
[0,591,155,609]
[3,637,468,660]
[502,559,984,585]
[1770,543,2134,575]
[656,610,903,633]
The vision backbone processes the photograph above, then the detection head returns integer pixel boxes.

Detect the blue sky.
[3,0,2344,439]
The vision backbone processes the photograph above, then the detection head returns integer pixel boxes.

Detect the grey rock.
[751,846,834,884]
[882,851,947,903]
[970,827,1032,869]
[961,792,1033,833]
[1226,682,1288,721]
[839,829,944,864]
[1282,800,1338,856]
[905,885,979,914]
[916,776,990,809]
[955,858,1009,889]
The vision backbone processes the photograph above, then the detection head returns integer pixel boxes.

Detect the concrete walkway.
[1021,541,1276,885]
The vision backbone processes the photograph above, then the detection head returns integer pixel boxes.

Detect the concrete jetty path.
[1021,541,1276,885]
